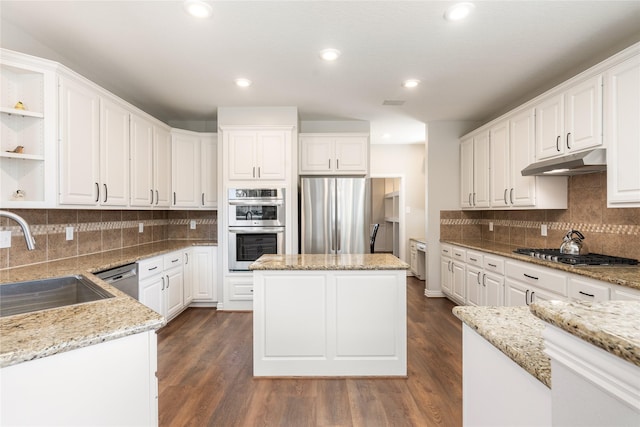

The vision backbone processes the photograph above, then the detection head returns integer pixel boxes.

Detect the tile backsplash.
[441,172,640,261]
[0,209,217,269]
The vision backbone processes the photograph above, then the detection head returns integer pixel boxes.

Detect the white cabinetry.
[605,52,640,207]
[460,130,490,208]
[191,246,217,303]
[163,252,184,320]
[535,75,603,160]
[299,133,368,175]
[130,114,171,208]
[99,96,130,206]
[440,244,465,303]
[171,129,217,208]
[464,251,505,306]
[225,127,291,181]
[138,250,188,321]
[505,260,567,306]
[0,51,57,208]
[440,245,453,296]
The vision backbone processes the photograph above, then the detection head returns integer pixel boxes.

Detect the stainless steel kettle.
[560,229,585,255]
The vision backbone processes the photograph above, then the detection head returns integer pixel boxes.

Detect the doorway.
[370,176,404,260]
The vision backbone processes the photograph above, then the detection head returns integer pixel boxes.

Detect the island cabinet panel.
[253,269,407,377]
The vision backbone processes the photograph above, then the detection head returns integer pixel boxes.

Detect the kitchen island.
[250,253,409,377]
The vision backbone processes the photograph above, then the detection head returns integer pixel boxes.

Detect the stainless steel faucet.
[0,210,36,250]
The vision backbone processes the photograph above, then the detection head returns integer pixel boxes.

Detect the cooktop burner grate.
[514,248,639,266]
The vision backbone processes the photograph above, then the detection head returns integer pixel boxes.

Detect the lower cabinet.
[191,246,217,303]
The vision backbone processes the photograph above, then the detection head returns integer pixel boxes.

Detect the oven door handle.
[228,200,283,206]
[228,227,285,233]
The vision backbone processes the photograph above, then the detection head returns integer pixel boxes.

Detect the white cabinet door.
[460,136,474,208]
[334,135,368,173]
[505,278,530,306]
[58,75,100,205]
[99,97,129,206]
[171,131,200,207]
[201,135,217,207]
[165,267,184,319]
[452,261,466,303]
[256,131,286,180]
[129,114,154,207]
[153,126,172,207]
[299,135,333,173]
[182,250,194,306]
[565,75,603,153]
[490,119,510,207]
[440,257,452,296]
[473,131,491,208]
[139,274,164,316]
[536,93,565,160]
[465,265,482,306]
[227,131,257,180]
[606,53,640,207]
[483,272,504,306]
[192,246,216,301]
[509,108,536,206]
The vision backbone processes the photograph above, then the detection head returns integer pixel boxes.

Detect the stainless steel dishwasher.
[96,263,139,300]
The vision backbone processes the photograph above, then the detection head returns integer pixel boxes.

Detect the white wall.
[299,120,369,133]
[370,144,425,263]
[425,121,478,296]
[217,107,298,127]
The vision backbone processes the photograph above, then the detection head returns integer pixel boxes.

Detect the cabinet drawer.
[441,244,452,258]
[466,250,483,267]
[138,256,164,280]
[452,247,466,261]
[230,282,253,301]
[164,252,183,270]
[569,276,610,302]
[506,260,567,296]
[483,256,505,275]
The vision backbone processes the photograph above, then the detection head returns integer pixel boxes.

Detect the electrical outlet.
[489,222,494,232]
[190,220,196,230]
[0,231,11,248]
[139,223,144,233]
[541,224,548,236]
[66,226,74,241]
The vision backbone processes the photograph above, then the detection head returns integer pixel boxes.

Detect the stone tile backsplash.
[441,172,640,261]
[0,209,217,269]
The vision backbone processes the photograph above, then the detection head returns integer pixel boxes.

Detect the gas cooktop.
[514,248,639,266]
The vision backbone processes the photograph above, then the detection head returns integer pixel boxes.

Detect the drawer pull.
[488,263,497,268]
[455,253,462,257]
[443,250,449,253]
[578,291,595,298]
[172,258,179,263]
[524,273,539,280]
[148,266,158,271]
[469,257,478,262]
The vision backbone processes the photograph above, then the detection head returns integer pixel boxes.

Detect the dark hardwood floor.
[157,277,462,426]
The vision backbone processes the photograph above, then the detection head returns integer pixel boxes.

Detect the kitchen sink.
[0,275,114,318]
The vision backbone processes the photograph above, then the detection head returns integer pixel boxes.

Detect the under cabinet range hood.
[521,148,606,176]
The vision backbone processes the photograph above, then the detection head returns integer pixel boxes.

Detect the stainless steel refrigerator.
[300,177,369,254]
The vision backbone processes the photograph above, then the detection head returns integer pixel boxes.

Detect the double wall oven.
[228,188,285,271]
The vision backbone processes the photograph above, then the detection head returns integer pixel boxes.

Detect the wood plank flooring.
[157,277,462,426]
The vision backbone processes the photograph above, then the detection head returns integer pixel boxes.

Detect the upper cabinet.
[460,130,490,208]
[99,96,130,206]
[535,75,603,161]
[0,51,57,208]
[605,52,640,207]
[224,127,291,181]
[299,133,368,175]
[171,129,217,208]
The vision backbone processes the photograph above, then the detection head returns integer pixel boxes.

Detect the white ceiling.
[1,1,640,144]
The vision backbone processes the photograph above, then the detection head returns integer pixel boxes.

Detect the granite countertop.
[0,240,216,368]
[453,305,551,388]
[530,300,640,367]
[249,253,410,271]
[441,239,640,291]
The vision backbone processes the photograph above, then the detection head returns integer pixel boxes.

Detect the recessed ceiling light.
[184,0,213,18]
[444,2,475,22]
[234,78,252,88]
[402,79,421,88]
[319,48,341,61]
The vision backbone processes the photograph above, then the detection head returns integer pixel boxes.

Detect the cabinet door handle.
[510,188,514,205]
[566,132,571,150]
[504,188,508,205]
[252,166,256,178]
[477,271,481,285]
[328,159,331,169]
[578,290,595,298]
[161,276,165,290]
[525,289,530,305]
[524,273,539,280]
[473,193,476,206]
[468,193,472,206]
[530,291,535,303]
[448,260,452,272]
[166,275,170,288]
[185,253,189,264]
[556,135,561,152]
[258,166,261,178]
[150,189,154,205]
[202,193,205,206]
[155,190,159,205]
[336,159,339,170]
[95,183,100,203]
[173,192,176,205]
[482,273,486,286]
[104,184,108,203]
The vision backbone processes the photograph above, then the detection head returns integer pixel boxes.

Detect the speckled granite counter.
[441,239,640,291]
[0,240,216,368]
[249,253,409,270]
[530,300,640,367]
[453,305,551,387]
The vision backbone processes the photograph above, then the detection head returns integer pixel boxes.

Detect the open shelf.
[0,106,44,118]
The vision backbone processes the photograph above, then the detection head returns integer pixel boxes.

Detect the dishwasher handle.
[101,270,137,284]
